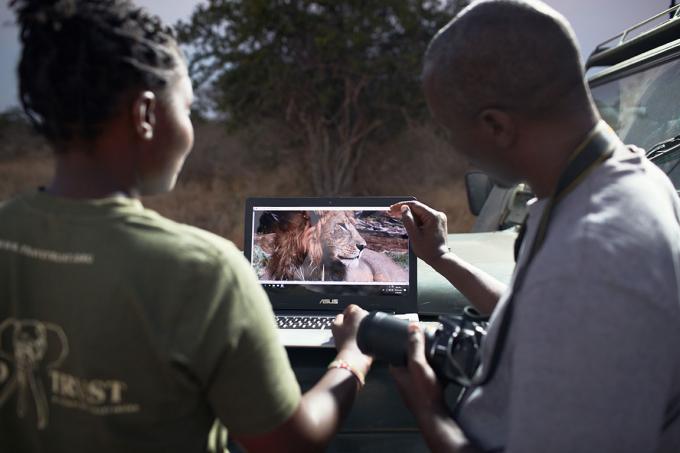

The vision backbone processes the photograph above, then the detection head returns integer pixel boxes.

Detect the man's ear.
[132,91,157,141]
[477,108,516,149]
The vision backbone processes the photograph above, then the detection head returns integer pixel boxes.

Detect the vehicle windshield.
[650,142,680,189]
[591,57,680,189]
[591,58,680,151]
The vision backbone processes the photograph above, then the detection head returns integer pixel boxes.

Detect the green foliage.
[177,0,455,194]
[385,251,409,270]
[0,108,28,132]
[178,0,449,125]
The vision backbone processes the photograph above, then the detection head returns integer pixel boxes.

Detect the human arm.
[389,323,482,453]
[189,241,372,453]
[390,201,506,315]
[234,305,372,453]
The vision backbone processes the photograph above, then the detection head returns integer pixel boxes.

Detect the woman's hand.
[332,305,373,374]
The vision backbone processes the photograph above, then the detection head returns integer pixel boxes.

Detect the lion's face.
[318,211,367,261]
[262,210,369,281]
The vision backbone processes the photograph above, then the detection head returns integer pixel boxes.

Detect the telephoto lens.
[357,308,489,387]
[356,311,434,367]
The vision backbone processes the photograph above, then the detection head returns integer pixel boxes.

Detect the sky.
[0,0,672,112]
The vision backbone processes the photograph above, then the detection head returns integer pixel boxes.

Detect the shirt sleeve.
[504,275,676,453]
[183,243,301,436]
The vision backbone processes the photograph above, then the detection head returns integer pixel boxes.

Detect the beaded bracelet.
[328,359,366,390]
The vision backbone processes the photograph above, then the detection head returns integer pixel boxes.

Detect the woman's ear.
[477,108,516,149]
[132,91,157,141]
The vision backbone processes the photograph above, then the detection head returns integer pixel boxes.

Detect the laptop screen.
[250,206,410,298]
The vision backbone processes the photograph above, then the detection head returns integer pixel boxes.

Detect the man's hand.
[390,324,478,453]
[389,323,446,419]
[332,305,373,375]
[391,200,505,315]
[390,201,449,266]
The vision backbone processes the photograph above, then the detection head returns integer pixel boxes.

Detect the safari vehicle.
[589,4,680,188]
[468,3,680,232]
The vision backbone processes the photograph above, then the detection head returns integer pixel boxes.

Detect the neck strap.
[479,121,616,386]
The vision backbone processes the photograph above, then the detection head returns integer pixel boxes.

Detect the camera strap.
[478,121,616,386]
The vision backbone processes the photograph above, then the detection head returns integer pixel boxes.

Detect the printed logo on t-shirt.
[0,239,95,265]
[0,318,140,430]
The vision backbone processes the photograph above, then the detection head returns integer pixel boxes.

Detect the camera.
[357,306,489,387]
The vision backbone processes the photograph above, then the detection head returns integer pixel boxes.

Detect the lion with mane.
[258,211,408,282]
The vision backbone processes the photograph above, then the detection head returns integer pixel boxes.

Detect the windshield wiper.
[647,135,680,160]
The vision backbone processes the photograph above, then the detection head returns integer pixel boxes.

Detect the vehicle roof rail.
[586,4,680,69]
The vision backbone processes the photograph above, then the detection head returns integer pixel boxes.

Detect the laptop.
[244,197,419,348]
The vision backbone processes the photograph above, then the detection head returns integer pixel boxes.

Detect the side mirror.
[465,171,494,216]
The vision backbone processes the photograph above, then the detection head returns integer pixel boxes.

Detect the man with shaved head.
[423,0,596,191]
[389,1,680,452]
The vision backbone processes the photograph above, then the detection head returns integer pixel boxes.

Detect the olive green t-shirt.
[0,191,301,453]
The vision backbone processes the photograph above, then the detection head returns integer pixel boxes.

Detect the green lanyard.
[479,122,616,386]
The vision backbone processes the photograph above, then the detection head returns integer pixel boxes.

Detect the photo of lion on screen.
[252,210,409,283]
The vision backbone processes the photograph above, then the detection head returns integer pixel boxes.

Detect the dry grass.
[0,155,54,196]
[357,125,474,233]
[0,121,474,248]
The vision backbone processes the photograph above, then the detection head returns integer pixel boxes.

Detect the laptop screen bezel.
[244,197,418,314]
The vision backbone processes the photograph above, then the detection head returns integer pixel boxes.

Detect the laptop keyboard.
[276,315,336,330]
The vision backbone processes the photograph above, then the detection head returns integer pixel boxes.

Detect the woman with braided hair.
[0,1,372,452]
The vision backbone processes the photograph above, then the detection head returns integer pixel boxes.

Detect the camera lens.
[357,312,411,366]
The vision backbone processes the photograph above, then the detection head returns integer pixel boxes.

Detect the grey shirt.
[457,126,680,453]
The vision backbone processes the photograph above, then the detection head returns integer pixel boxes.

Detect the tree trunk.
[303,123,366,196]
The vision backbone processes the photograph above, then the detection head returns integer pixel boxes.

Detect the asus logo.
[319,298,339,305]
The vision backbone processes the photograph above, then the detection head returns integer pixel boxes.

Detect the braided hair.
[11,0,183,146]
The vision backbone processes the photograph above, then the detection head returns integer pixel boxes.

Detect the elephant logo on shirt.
[0,318,69,430]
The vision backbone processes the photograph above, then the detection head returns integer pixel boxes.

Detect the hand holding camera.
[357,308,489,412]
[389,323,447,420]
[358,308,487,382]
[331,305,374,383]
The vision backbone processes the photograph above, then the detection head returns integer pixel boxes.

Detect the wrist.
[429,250,455,272]
[328,358,366,390]
[413,398,451,427]
[335,347,373,376]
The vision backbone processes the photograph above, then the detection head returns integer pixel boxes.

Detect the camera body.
[357,307,488,387]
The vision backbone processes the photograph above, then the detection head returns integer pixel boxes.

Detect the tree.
[452,0,472,16]
[177,0,454,195]
[0,107,28,130]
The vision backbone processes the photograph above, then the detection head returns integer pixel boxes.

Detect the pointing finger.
[390,201,438,219]
[400,205,419,237]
